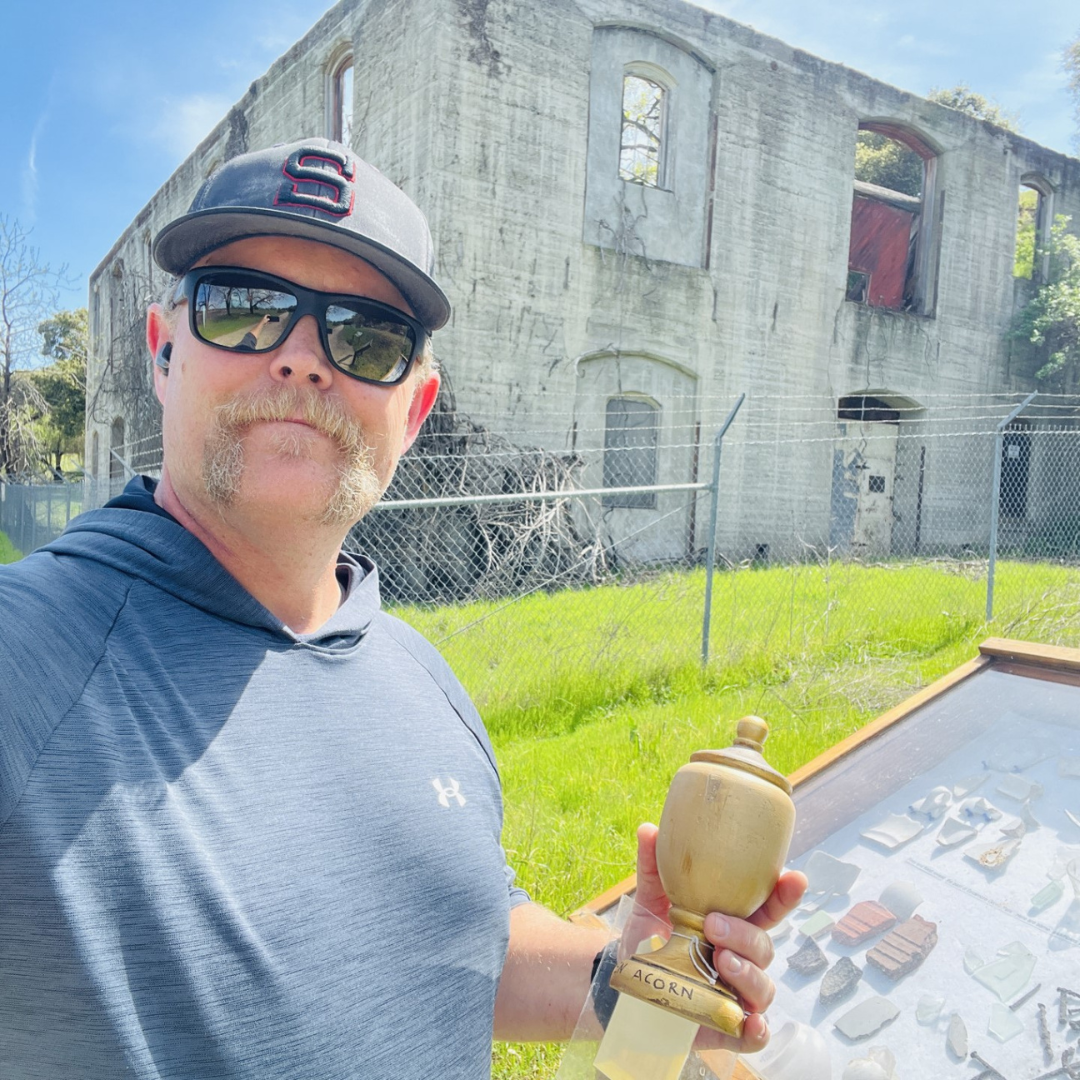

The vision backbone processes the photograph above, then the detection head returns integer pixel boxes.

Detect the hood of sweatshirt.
[41,476,380,647]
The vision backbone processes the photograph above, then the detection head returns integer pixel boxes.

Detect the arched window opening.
[1014,178,1053,281]
[837,395,901,423]
[619,73,666,187]
[603,396,660,508]
[847,123,937,314]
[109,417,125,497]
[330,56,354,145]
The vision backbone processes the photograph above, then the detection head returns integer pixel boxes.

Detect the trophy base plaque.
[608,925,745,1037]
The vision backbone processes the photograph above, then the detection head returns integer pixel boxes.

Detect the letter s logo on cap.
[275,146,356,218]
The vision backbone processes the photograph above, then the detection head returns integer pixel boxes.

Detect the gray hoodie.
[0,477,524,1079]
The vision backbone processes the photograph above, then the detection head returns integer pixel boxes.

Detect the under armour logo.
[275,146,356,218]
[432,777,466,808]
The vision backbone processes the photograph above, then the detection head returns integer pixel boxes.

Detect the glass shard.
[947,1013,968,1058]
[916,992,945,1025]
[803,851,861,897]
[988,1001,1025,1042]
[592,992,696,1080]
[984,735,1056,772]
[753,1021,832,1080]
[878,881,922,922]
[798,910,836,940]
[963,947,985,975]
[1031,879,1064,913]
[861,812,923,850]
[971,941,1036,1001]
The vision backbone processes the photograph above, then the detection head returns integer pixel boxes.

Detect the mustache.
[212,385,369,451]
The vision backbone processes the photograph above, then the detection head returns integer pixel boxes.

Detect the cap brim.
[153,206,451,332]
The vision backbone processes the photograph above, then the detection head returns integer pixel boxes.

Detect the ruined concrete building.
[87,0,1080,565]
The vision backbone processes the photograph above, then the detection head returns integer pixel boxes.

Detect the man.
[0,139,804,1078]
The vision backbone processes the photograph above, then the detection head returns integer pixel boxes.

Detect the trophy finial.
[734,716,769,752]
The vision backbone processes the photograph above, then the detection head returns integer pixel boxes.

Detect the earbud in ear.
[156,342,172,372]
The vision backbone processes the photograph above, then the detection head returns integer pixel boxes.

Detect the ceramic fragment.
[958,796,1003,823]
[842,1046,895,1080]
[971,941,1036,1002]
[988,1001,1025,1042]
[984,735,1056,772]
[787,936,828,977]
[861,813,923,850]
[798,910,835,940]
[910,786,951,819]
[946,1013,968,1059]
[752,1021,832,1080]
[1060,756,1080,778]
[803,851,861,897]
[937,816,978,847]
[916,992,945,1025]
[820,956,863,1007]
[833,901,896,946]
[953,772,988,798]
[999,815,1027,839]
[769,919,792,944]
[1031,879,1064,912]
[878,880,922,922]
[1019,799,1041,831]
[964,836,1021,871]
[834,997,899,1041]
[866,915,937,979]
[996,774,1043,801]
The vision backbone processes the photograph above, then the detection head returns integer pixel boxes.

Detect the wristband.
[590,939,621,1029]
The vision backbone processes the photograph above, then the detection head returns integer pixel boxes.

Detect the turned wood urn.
[609,717,795,1036]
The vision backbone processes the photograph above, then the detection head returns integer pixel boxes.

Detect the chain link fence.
[0,480,83,556]
[61,392,1080,699]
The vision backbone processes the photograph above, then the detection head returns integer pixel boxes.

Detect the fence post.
[986,391,1036,621]
[701,393,746,666]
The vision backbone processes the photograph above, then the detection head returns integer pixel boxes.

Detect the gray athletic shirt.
[0,477,528,1079]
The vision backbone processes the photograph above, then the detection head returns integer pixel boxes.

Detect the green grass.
[0,531,23,563]
[391,558,1080,1079]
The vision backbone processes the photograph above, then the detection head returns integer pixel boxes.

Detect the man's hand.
[633,822,807,1054]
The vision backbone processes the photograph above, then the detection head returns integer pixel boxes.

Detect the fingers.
[703,912,776,1015]
[691,1010,771,1056]
[633,823,671,922]
[748,869,808,930]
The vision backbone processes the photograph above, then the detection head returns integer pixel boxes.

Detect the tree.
[1010,215,1080,382]
[927,84,1021,132]
[1067,35,1080,150]
[0,217,68,477]
[854,131,924,197]
[27,309,87,476]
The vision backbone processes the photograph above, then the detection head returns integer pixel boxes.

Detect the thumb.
[634,822,670,921]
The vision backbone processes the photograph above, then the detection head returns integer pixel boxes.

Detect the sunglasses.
[172,266,427,385]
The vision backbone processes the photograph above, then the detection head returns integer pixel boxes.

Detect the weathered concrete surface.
[87,0,1080,561]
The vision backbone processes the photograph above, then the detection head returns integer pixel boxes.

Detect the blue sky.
[1,0,1077,323]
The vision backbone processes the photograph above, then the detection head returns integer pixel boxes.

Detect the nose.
[267,314,335,386]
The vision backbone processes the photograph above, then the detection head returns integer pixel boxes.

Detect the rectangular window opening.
[603,397,660,509]
[619,75,665,187]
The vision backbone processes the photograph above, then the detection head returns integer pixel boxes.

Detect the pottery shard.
[788,936,828,977]
[832,901,897,946]
[820,956,863,1007]
[866,915,938,980]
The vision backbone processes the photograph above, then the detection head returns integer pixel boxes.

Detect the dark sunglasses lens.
[193,274,296,351]
[326,304,416,383]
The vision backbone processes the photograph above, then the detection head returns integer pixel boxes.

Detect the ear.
[146,304,172,406]
[401,371,440,454]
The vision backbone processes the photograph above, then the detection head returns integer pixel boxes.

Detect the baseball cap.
[152,138,451,332]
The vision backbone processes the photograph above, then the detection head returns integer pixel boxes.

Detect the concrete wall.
[87,0,1080,562]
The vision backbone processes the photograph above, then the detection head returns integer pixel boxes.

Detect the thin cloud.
[21,113,48,225]
[149,93,234,160]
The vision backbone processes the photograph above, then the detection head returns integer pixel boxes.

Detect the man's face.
[149,235,438,531]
